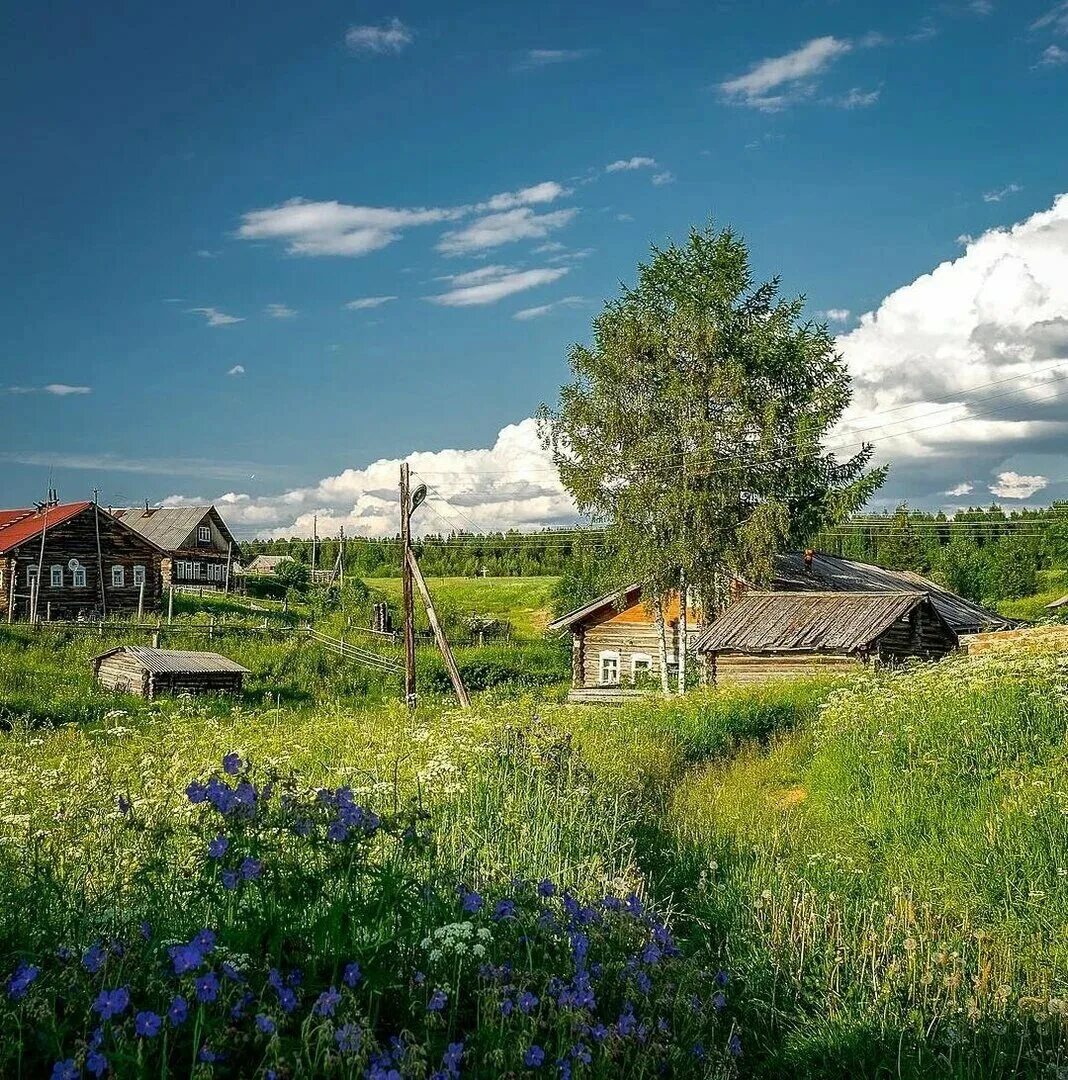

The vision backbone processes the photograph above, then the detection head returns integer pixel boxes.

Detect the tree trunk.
[654,596,671,696]
[677,571,687,695]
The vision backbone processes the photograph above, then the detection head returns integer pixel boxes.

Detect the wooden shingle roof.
[92,646,250,674]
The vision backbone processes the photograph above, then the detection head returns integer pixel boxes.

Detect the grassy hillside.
[996,567,1068,622]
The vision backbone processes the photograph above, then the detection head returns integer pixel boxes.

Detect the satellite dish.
[411,484,427,512]
[68,559,81,571]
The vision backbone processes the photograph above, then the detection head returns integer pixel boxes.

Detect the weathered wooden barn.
[693,591,958,685]
[549,550,1011,701]
[0,501,163,621]
[92,646,250,699]
[113,506,237,590]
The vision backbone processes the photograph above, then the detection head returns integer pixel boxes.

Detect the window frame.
[132,565,146,587]
[26,565,39,587]
[72,566,87,588]
[50,564,64,588]
[197,525,212,544]
[598,650,621,686]
[630,653,653,681]
[111,565,126,588]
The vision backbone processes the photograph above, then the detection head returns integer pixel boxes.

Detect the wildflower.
[230,991,254,1019]
[86,1050,108,1077]
[439,1041,464,1078]
[186,780,207,804]
[199,1046,221,1064]
[493,899,516,921]
[524,1045,546,1068]
[221,870,239,890]
[6,962,39,1000]
[617,1005,636,1037]
[221,962,244,982]
[92,986,130,1020]
[343,962,361,987]
[82,942,106,973]
[277,986,298,1014]
[327,821,349,843]
[169,944,203,975]
[636,971,652,994]
[256,1013,276,1035]
[571,1044,591,1065]
[427,988,448,1012]
[335,1023,362,1053]
[728,1032,743,1057]
[135,1011,162,1038]
[712,991,726,1011]
[222,752,242,775]
[207,835,229,859]
[195,970,220,1003]
[501,997,514,1017]
[240,857,262,881]
[588,1023,608,1043]
[195,929,216,952]
[459,889,483,913]
[537,879,556,897]
[714,969,728,987]
[314,986,341,1017]
[139,921,152,940]
[168,996,189,1025]
[51,1060,78,1080]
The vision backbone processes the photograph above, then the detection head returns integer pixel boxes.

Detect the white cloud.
[265,303,296,318]
[166,418,577,538]
[836,86,881,108]
[196,249,220,258]
[989,471,1048,499]
[719,36,853,110]
[436,207,578,255]
[821,308,852,323]
[227,365,245,377]
[344,296,398,310]
[945,481,974,496]
[345,18,412,55]
[513,295,585,320]
[983,182,1022,203]
[1037,43,1068,65]
[516,49,590,70]
[605,157,657,173]
[1032,2,1068,34]
[187,306,244,326]
[651,171,676,186]
[430,266,568,307]
[477,181,568,211]
[3,384,92,396]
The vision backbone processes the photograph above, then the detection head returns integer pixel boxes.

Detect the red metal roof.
[0,502,93,554]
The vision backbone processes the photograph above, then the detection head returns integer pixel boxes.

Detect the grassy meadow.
[2,576,1068,1077]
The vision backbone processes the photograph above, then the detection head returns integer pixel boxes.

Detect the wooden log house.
[113,505,237,591]
[0,500,164,621]
[92,646,249,699]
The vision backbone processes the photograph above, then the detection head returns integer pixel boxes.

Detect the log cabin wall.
[579,606,703,687]
[711,652,865,685]
[873,603,957,661]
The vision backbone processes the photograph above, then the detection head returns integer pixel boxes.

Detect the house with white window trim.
[112,506,238,591]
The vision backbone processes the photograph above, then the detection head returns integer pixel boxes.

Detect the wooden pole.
[311,514,318,579]
[93,493,107,619]
[224,541,233,594]
[167,587,174,624]
[137,580,145,620]
[6,560,15,623]
[400,463,417,709]
[338,526,345,590]
[407,547,470,709]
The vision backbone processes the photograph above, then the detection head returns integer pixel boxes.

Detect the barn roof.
[93,646,250,674]
[694,591,934,654]
[767,551,1013,634]
[245,554,290,571]
[546,583,642,631]
[0,502,93,554]
[113,506,235,552]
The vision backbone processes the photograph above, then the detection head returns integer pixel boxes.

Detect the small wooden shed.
[694,591,957,686]
[92,646,250,699]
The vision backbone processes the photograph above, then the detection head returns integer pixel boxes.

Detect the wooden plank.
[407,549,471,709]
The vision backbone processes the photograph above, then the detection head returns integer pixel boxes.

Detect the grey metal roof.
[245,555,289,571]
[695,591,929,654]
[768,552,1014,634]
[113,506,228,552]
[93,646,250,674]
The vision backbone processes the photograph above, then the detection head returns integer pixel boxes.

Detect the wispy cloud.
[822,308,852,323]
[605,156,657,173]
[430,266,569,307]
[719,36,853,110]
[513,295,585,320]
[835,85,881,108]
[476,181,568,212]
[3,384,92,396]
[265,303,296,318]
[227,365,245,377]
[1036,43,1068,65]
[945,481,973,496]
[983,182,1022,203]
[344,296,398,310]
[0,451,262,480]
[516,49,590,70]
[1031,2,1068,34]
[989,471,1048,499]
[196,249,220,259]
[345,17,413,55]
[437,207,577,255]
[651,170,675,186]
[187,306,244,326]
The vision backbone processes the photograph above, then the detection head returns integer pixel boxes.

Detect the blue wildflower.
[139,921,152,940]
[461,890,483,913]
[135,1011,162,1038]
[239,857,262,881]
[636,971,652,994]
[221,961,244,982]
[715,969,729,987]
[51,1060,78,1080]
[617,1005,636,1037]
[207,835,229,859]
[728,1032,742,1057]
[199,1046,222,1064]
[518,990,538,1014]
[169,943,203,975]
[277,986,298,1014]
[589,1024,608,1043]
[712,990,726,1011]
[230,991,254,1020]
[500,996,514,1017]
[194,929,216,952]
[439,1041,464,1078]
[256,1013,275,1035]
[327,821,349,842]
[86,1050,108,1077]
[524,1045,545,1068]
[537,879,556,898]
[168,996,189,1026]
[335,1022,362,1053]
[314,986,341,1017]
[571,1044,591,1065]
[427,988,448,1012]
[222,752,242,775]
[6,962,39,1000]
[185,781,207,804]
[492,898,516,921]
[220,870,239,890]
[82,942,106,973]
[343,961,361,987]
[195,970,220,1003]
[89,1028,104,1050]
[92,986,130,1020]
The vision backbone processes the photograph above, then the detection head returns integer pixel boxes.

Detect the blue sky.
[2,1,1067,536]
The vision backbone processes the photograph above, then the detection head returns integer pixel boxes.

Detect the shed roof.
[0,502,94,555]
[1046,594,1068,610]
[694,591,933,654]
[245,554,289,570]
[93,646,250,674]
[113,506,234,552]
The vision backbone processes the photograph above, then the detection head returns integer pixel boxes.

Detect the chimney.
[803,548,815,571]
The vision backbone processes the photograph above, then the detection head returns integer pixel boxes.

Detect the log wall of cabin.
[873,604,957,661]
[579,617,703,687]
[5,510,162,621]
[149,672,244,699]
[710,652,865,685]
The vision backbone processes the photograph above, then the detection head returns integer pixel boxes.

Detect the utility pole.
[338,526,345,590]
[400,463,417,708]
[311,514,318,580]
[92,489,107,619]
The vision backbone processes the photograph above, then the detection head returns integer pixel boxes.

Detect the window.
[132,565,145,587]
[50,565,64,588]
[198,525,211,544]
[26,566,39,587]
[111,566,125,588]
[207,563,222,581]
[598,651,620,685]
[631,654,653,682]
[73,566,86,588]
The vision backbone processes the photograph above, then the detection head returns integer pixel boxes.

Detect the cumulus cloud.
[164,419,577,538]
[227,365,245,377]
[345,18,412,55]
[651,171,676,186]
[823,308,852,322]
[983,182,1022,203]
[989,471,1048,498]
[945,481,974,496]
[429,266,569,306]
[1037,43,1068,65]
[187,306,244,326]
[265,303,296,318]
[719,36,853,110]
[436,207,578,255]
[476,181,568,212]
[344,296,398,310]
[606,157,657,172]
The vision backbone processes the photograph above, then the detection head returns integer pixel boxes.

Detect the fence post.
[209,615,215,640]
[168,587,174,625]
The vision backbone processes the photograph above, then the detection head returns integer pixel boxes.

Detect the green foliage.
[274,558,310,592]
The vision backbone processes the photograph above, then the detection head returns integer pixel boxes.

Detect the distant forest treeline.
[240,504,1068,606]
